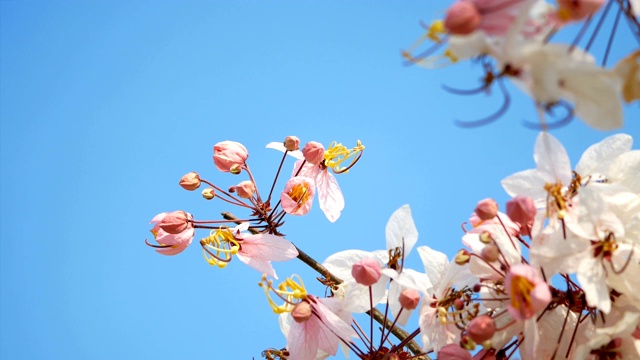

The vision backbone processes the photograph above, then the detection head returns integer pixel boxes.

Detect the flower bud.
[159,211,191,234]
[438,343,472,360]
[283,136,300,151]
[475,198,498,221]
[234,180,256,199]
[179,172,201,191]
[455,249,471,265]
[202,188,215,200]
[506,196,536,226]
[291,301,312,323]
[213,140,249,172]
[399,289,421,310]
[301,141,325,166]
[481,243,500,262]
[444,1,481,35]
[351,258,382,286]
[467,315,496,343]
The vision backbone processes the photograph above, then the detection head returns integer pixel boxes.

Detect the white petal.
[266,141,304,159]
[534,132,572,185]
[501,169,547,206]
[317,171,344,223]
[575,134,633,177]
[385,205,418,256]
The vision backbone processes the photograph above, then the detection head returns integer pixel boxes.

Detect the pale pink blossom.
[293,159,344,222]
[280,176,315,216]
[504,263,550,320]
[213,140,248,172]
[148,211,195,256]
[285,295,356,360]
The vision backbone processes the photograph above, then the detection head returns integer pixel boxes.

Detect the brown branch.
[221,211,429,359]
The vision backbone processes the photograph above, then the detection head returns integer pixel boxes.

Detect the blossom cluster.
[145,0,639,359]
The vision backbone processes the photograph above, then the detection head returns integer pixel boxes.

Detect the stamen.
[324,140,365,174]
[258,274,308,314]
[200,227,241,268]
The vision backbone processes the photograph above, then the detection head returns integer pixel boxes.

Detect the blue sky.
[1,1,638,359]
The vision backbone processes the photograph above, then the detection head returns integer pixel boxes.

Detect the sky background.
[1,1,638,359]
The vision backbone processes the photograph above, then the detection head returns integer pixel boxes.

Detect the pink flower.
[281,176,315,216]
[286,295,356,360]
[147,212,195,256]
[293,160,344,222]
[235,232,299,279]
[213,140,248,172]
[505,264,551,320]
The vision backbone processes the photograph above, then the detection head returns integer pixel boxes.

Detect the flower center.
[510,275,535,317]
[288,182,311,211]
[200,227,240,268]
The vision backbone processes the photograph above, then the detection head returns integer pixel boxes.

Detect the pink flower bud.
[179,172,201,191]
[301,141,325,166]
[233,180,255,199]
[283,136,300,151]
[399,289,420,310]
[351,258,381,286]
[481,243,500,262]
[444,1,481,35]
[292,301,312,323]
[438,344,472,360]
[467,315,496,343]
[202,188,215,200]
[159,211,192,234]
[506,196,536,235]
[475,198,498,221]
[213,141,249,172]
[557,0,605,21]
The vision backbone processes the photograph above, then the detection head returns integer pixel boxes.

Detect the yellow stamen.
[324,140,365,174]
[544,182,567,219]
[288,182,311,211]
[201,227,240,268]
[510,276,534,315]
[259,274,308,314]
[444,49,459,63]
[428,20,446,43]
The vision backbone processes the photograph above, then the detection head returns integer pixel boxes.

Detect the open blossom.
[201,223,298,279]
[148,211,195,256]
[504,263,550,320]
[262,276,356,360]
[281,176,315,216]
[213,140,248,172]
[324,205,431,323]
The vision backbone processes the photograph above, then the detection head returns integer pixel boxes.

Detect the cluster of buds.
[146,136,364,277]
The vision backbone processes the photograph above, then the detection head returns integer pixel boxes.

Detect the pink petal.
[316,171,344,223]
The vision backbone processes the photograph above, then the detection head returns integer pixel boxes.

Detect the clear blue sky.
[1,1,638,359]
